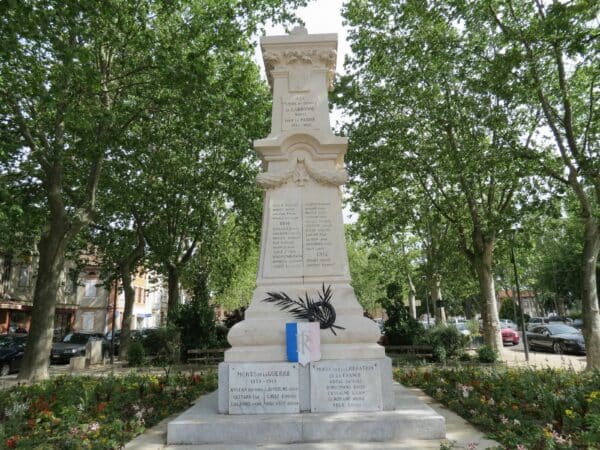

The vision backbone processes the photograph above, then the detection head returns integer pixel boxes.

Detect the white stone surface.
[224,29,383,366]
[228,363,300,414]
[310,360,383,413]
[85,340,103,365]
[167,383,445,445]
[69,356,86,371]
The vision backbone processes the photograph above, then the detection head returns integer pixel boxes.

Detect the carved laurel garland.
[256,157,348,189]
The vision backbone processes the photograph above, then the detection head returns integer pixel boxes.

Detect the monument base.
[217,358,395,414]
[166,383,445,446]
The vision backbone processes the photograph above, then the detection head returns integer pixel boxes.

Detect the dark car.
[0,335,27,376]
[548,316,573,325]
[104,329,144,356]
[50,332,106,364]
[526,324,585,354]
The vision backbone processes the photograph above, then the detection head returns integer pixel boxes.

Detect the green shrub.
[378,283,424,345]
[127,340,145,366]
[172,272,222,360]
[458,352,473,362]
[432,345,447,364]
[476,345,498,363]
[141,327,180,365]
[420,325,468,359]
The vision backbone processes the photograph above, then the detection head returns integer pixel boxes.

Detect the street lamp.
[510,228,529,362]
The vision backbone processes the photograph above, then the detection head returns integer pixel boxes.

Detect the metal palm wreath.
[262,284,345,335]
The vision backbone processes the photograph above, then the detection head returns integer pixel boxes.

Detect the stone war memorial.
[167,28,445,447]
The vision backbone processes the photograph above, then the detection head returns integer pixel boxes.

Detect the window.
[18,264,30,288]
[85,279,97,298]
[82,312,95,331]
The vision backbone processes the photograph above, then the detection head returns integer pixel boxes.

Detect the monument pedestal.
[167,383,445,446]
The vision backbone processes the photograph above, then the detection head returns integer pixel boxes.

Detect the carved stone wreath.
[256,157,348,189]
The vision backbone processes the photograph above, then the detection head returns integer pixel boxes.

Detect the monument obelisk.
[226,28,384,363]
[167,28,445,446]
[218,26,393,413]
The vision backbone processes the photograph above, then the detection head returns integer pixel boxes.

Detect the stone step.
[167,384,445,446]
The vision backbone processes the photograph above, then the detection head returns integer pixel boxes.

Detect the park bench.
[187,348,227,366]
[384,344,434,357]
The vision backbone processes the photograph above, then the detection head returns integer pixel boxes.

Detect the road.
[501,335,587,371]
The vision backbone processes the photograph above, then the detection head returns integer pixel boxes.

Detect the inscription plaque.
[302,201,335,274]
[310,360,383,413]
[268,200,303,276]
[282,96,317,130]
[229,363,300,414]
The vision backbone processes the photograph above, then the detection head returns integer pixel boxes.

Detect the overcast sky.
[260,0,349,75]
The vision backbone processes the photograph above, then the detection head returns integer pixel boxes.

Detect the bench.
[384,345,434,356]
[187,348,227,366]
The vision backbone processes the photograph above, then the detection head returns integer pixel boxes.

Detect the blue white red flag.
[286,322,321,366]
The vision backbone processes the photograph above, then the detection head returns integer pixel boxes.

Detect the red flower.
[191,374,202,384]
[97,402,108,412]
[6,436,20,448]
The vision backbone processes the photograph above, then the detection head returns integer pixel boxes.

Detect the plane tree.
[0,0,307,381]
[339,0,541,351]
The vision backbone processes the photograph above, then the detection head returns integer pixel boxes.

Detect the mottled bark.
[119,265,135,359]
[581,218,600,370]
[431,275,446,325]
[407,274,417,319]
[474,246,503,352]
[18,224,68,381]
[167,265,180,322]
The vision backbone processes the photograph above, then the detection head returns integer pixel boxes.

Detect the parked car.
[499,319,519,331]
[548,316,573,325]
[50,332,107,364]
[572,319,583,330]
[526,324,585,354]
[0,335,27,376]
[527,317,549,331]
[452,322,471,337]
[501,327,520,346]
[104,329,144,356]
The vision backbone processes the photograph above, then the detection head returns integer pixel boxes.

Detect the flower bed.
[396,366,600,449]
[1,371,217,449]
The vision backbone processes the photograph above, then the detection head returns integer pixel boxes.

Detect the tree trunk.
[581,217,600,370]
[407,274,417,319]
[167,265,180,322]
[473,247,503,352]
[431,275,446,325]
[18,226,68,381]
[119,264,136,359]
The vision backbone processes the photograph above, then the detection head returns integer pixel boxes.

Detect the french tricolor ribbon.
[286,322,321,366]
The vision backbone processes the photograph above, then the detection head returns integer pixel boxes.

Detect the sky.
[259,0,349,76]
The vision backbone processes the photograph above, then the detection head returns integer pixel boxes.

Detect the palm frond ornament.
[262,284,345,335]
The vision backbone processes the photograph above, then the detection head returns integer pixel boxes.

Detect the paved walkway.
[124,386,500,450]
[500,346,587,370]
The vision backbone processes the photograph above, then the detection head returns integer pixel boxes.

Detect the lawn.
[0,370,217,449]
[396,366,600,449]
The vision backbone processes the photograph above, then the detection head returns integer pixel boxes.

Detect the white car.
[452,322,471,336]
[499,319,519,330]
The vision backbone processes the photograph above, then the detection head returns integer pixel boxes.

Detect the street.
[501,335,587,371]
